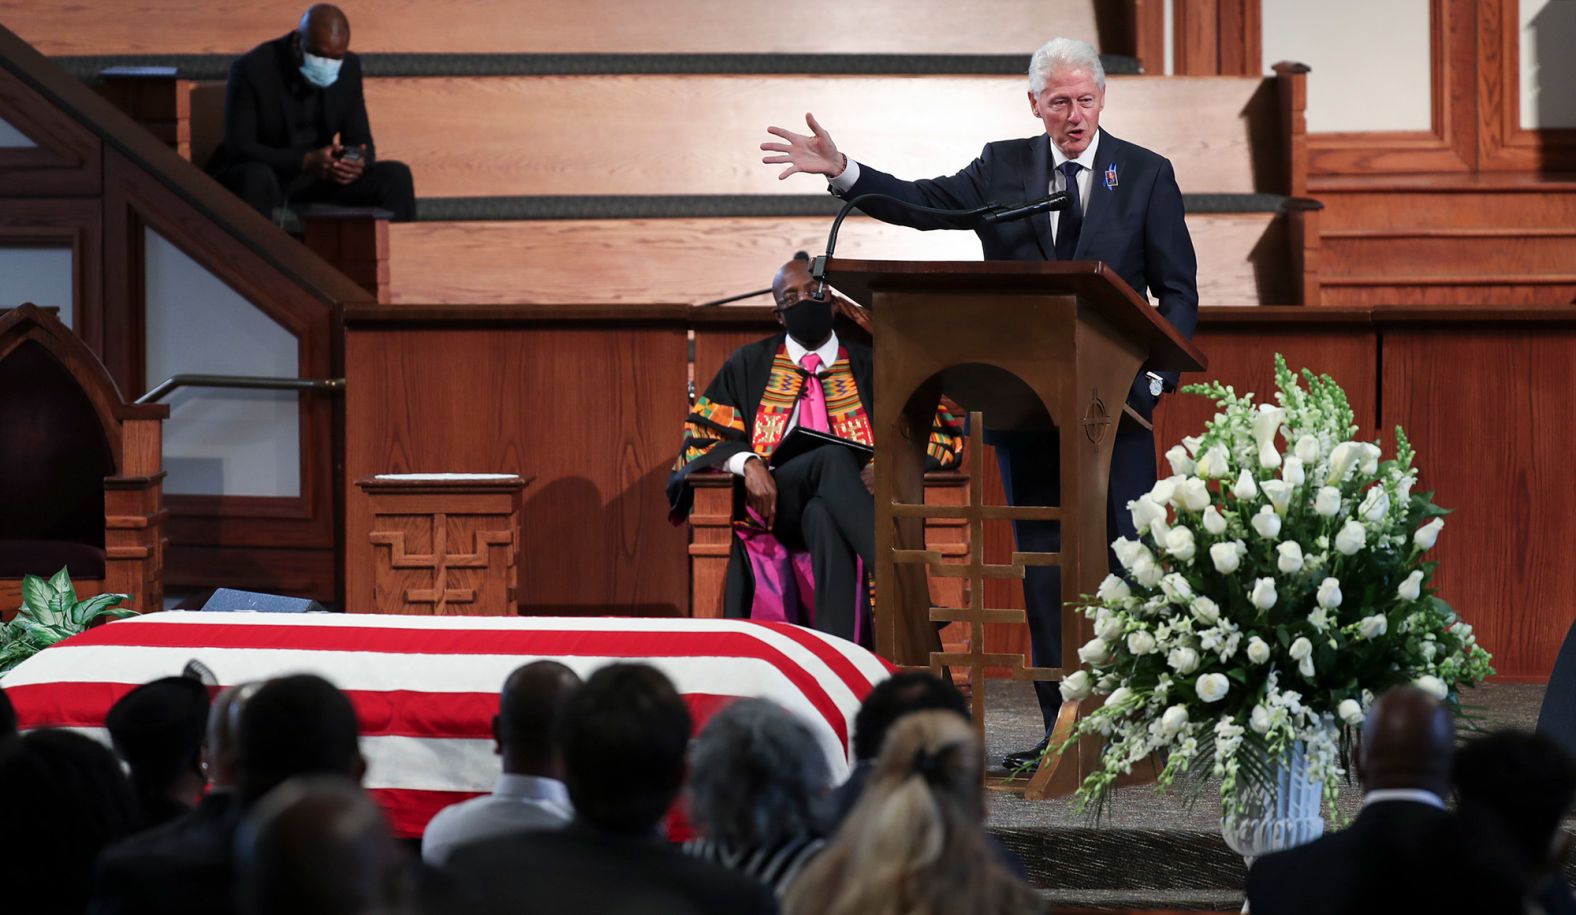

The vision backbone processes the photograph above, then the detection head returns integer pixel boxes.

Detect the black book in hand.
[768,426,875,470]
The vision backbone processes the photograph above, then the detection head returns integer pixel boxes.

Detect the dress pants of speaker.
[215,159,418,222]
[770,445,875,642]
[993,397,1158,729]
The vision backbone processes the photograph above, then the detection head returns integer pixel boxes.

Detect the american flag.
[0,612,891,837]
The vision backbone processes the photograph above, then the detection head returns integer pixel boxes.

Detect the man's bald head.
[771,255,816,309]
[297,5,350,58]
[1356,685,1456,796]
[496,661,582,776]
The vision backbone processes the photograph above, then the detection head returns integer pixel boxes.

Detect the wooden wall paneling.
[359,74,1273,199]
[0,58,103,196]
[96,72,194,158]
[1380,324,1576,681]
[1174,0,1261,76]
[343,316,691,616]
[2,0,1104,56]
[1286,200,1321,306]
[0,198,103,355]
[1476,0,1576,172]
[1320,278,1576,307]
[1133,0,1169,74]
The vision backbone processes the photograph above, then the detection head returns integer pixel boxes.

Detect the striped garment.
[683,835,828,898]
[0,612,891,838]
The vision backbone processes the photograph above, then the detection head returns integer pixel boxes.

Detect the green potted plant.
[0,567,134,674]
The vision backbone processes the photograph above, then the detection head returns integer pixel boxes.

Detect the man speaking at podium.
[761,37,1198,768]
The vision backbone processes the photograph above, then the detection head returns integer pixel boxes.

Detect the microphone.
[978,191,1071,224]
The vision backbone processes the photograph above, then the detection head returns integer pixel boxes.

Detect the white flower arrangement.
[1056,355,1494,823]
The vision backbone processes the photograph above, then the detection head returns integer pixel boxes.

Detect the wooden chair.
[0,305,167,618]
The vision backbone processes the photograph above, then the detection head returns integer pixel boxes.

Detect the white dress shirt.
[724,331,841,476]
[828,130,1101,246]
[420,773,573,865]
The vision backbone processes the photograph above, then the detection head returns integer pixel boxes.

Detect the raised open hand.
[760,112,844,180]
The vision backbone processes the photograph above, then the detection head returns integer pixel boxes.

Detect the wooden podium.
[826,259,1206,796]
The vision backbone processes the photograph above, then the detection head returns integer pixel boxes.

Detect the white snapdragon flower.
[1359,487,1390,523]
[1078,637,1112,664]
[1196,673,1230,703]
[1202,505,1228,536]
[1127,630,1158,655]
[1398,570,1424,602]
[1358,614,1388,640]
[1112,538,1147,571]
[1414,518,1444,551]
[1164,526,1197,562]
[1096,574,1131,603]
[1414,675,1448,700]
[1314,486,1342,517]
[1167,646,1201,675]
[1210,541,1246,574]
[1233,468,1258,501]
[1334,520,1366,555]
[1395,473,1415,503]
[1131,555,1164,588]
[1182,435,1204,456]
[1252,404,1285,449]
[1294,435,1321,465]
[1176,477,1211,512]
[1249,577,1278,610]
[1276,541,1305,574]
[1191,596,1221,626]
[1129,496,1168,534]
[1250,505,1282,539]
[1249,704,1273,734]
[1196,445,1231,480]
[1165,445,1195,477]
[1282,456,1306,486]
[1060,670,1093,701]
[1246,636,1271,664]
[1260,480,1294,515]
[1316,577,1343,609]
[1160,573,1194,604]
[1338,698,1364,726]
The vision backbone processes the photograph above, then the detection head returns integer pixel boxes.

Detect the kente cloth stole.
[750,345,874,457]
[674,396,747,470]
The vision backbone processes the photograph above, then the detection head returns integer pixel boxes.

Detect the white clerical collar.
[785,330,840,370]
[1050,130,1102,171]
[1362,788,1446,810]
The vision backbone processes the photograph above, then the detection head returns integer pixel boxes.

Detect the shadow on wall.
[1529,1,1576,174]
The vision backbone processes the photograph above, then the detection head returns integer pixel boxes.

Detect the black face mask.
[782,296,834,347]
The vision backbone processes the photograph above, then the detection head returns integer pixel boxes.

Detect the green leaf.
[69,593,129,627]
[48,566,76,601]
[19,574,51,618]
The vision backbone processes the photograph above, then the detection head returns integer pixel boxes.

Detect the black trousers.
[215,160,417,222]
[770,446,875,642]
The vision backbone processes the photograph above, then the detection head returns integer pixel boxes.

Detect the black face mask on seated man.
[781,296,835,349]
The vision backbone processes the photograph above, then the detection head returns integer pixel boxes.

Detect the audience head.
[852,671,970,763]
[0,729,138,914]
[236,776,412,915]
[295,4,351,60]
[1355,684,1456,797]
[105,674,212,805]
[688,698,830,848]
[784,710,1041,915]
[495,660,581,778]
[237,674,364,805]
[0,685,16,745]
[558,663,690,835]
[206,680,261,790]
[1455,730,1576,878]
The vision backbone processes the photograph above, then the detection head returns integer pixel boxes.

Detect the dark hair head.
[0,686,16,744]
[497,661,582,772]
[852,672,969,762]
[236,675,362,805]
[688,698,830,847]
[558,663,690,834]
[105,675,211,792]
[1455,729,1576,869]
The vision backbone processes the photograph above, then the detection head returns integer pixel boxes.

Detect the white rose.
[1131,555,1164,588]
[1195,673,1230,703]
[1167,646,1201,675]
[1210,541,1245,575]
[1358,614,1388,640]
[1149,515,1172,547]
[1276,541,1305,574]
[1358,443,1382,476]
[1160,573,1194,604]
[1129,496,1168,534]
[1295,435,1321,465]
[1104,686,1133,708]
[1338,698,1364,726]
[1233,468,1259,501]
[1414,675,1448,700]
[1112,538,1147,571]
[1095,613,1124,642]
[1282,456,1306,486]
[1165,445,1195,477]
[1359,487,1390,523]
[1183,435,1203,456]
[1173,477,1209,513]
[1396,474,1415,503]
[1059,669,1094,701]
[1260,480,1294,515]
[1251,505,1282,539]
[1078,637,1112,664]
[1398,569,1424,602]
[1414,518,1444,551]
[1160,704,1190,736]
[1326,441,1360,484]
[1258,440,1282,469]
[1191,596,1221,626]
[1126,630,1158,655]
[1316,577,1343,609]
[1252,404,1286,448]
[1298,654,1316,679]
[1314,486,1342,517]
[1164,526,1197,562]
[1289,637,1313,661]
[1246,636,1271,665]
[1149,477,1180,506]
[1249,704,1273,733]
[1096,574,1132,603]
[1202,505,1228,536]
[1334,520,1366,555]
[1249,577,1278,610]
[1196,445,1231,480]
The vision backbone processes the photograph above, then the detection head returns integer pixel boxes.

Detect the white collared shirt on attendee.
[1360,788,1447,810]
[420,773,573,866]
[724,331,841,476]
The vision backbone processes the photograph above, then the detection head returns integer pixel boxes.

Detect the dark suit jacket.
[444,821,779,915]
[1245,800,1523,915]
[842,130,1198,400]
[88,790,242,915]
[206,33,376,178]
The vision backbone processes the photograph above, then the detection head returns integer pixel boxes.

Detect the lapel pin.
[1104,163,1119,190]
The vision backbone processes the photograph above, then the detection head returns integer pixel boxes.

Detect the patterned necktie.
[799,353,831,433]
[1054,160,1083,261]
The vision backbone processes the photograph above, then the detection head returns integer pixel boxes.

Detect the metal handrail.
[135,374,345,405]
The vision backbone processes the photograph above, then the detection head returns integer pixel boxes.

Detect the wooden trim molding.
[1173,0,1262,76]
[1476,0,1576,171]
[1133,0,1168,74]
[0,198,102,355]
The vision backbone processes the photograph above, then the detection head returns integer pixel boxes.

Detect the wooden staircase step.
[1320,274,1576,306]
[1322,230,1576,276]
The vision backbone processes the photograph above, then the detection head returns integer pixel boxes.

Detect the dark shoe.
[1000,734,1051,772]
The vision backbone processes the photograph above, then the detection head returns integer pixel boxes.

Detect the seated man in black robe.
[668,257,960,644]
[207,5,415,225]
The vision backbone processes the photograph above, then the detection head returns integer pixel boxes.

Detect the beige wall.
[1520,0,1576,128]
[1261,0,1433,133]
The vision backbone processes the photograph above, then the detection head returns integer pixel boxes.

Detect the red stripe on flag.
[366,787,483,839]
[746,621,890,700]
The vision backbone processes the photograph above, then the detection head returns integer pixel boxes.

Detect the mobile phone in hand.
[338,146,364,162]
